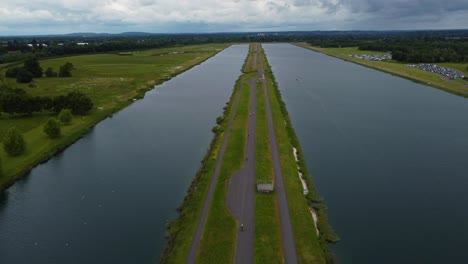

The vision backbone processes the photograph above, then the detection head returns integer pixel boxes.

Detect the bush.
[45,67,57,77]
[3,127,26,156]
[43,118,61,138]
[58,108,72,124]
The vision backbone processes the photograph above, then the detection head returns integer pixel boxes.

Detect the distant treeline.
[1,30,468,64]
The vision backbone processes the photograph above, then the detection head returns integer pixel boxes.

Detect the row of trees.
[0,87,93,115]
[5,57,74,83]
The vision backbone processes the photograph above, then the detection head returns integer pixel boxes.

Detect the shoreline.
[0,46,228,192]
[262,49,339,250]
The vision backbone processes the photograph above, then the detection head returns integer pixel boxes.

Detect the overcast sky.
[0,0,467,35]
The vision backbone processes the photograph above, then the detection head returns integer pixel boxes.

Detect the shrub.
[43,118,61,138]
[3,127,26,156]
[45,67,57,77]
[58,108,72,124]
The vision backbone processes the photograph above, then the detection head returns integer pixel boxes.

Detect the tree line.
[0,87,93,115]
[306,33,468,63]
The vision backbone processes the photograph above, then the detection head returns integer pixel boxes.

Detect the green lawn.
[295,44,468,97]
[0,44,228,190]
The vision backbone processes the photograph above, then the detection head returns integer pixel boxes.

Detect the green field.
[296,44,468,97]
[0,44,228,190]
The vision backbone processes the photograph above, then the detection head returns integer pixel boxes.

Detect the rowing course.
[263,43,468,264]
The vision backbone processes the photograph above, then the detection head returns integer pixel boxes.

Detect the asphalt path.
[185,68,245,264]
[226,63,259,264]
[259,45,299,263]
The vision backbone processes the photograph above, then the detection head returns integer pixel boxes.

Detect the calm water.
[0,45,248,264]
[263,44,468,263]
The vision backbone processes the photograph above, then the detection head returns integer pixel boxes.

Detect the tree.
[58,62,74,77]
[23,57,42,78]
[3,127,26,156]
[63,91,93,114]
[58,108,72,124]
[43,118,61,138]
[44,67,57,77]
[16,68,33,83]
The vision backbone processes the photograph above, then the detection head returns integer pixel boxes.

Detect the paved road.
[259,45,299,263]
[185,68,245,264]
[226,65,260,264]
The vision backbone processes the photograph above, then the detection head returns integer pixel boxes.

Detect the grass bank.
[294,43,468,98]
[261,46,337,263]
[0,44,228,191]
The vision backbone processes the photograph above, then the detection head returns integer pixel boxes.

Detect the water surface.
[0,45,248,264]
[263,43,468,263]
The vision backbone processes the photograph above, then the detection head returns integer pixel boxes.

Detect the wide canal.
[264,43,468,263]
[0,45,248,263]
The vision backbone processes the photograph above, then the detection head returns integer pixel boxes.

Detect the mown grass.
[0,44,228,190]
[261,46,332,264]
[196,72,251,263]
[254,79,284,263]
[295,43,468,97]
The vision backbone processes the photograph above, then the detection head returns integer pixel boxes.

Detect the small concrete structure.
[257,182,274,193]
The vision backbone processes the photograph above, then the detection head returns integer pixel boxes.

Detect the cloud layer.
[0,0,467,35]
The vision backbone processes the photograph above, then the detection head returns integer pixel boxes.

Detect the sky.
[0,0,467,35]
